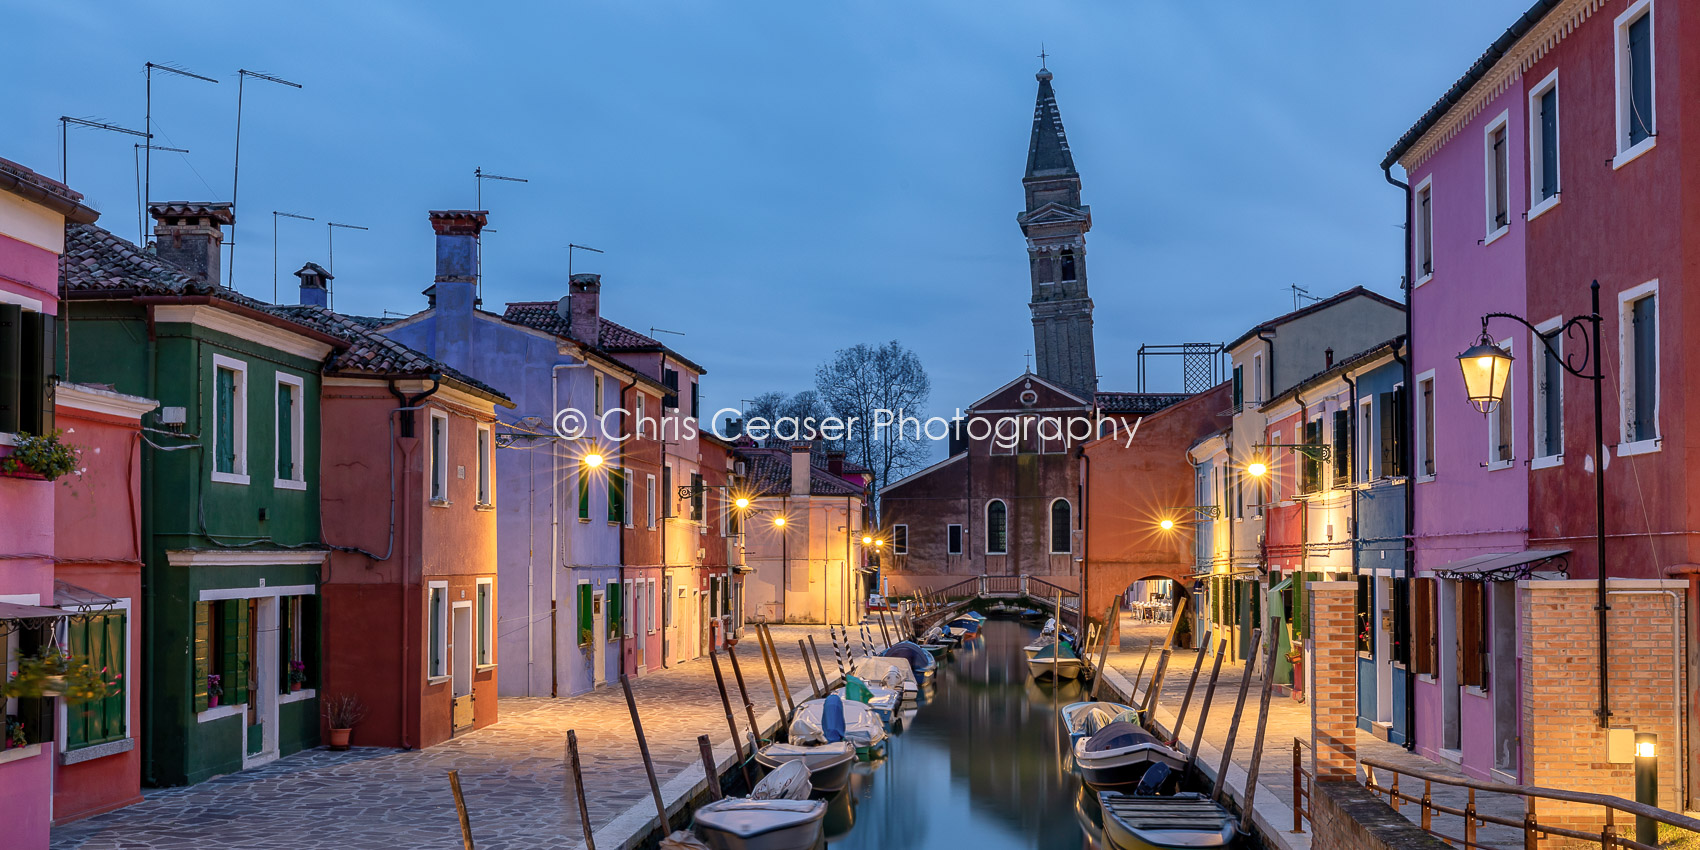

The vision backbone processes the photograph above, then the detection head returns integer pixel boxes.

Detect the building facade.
[738,443,868,626]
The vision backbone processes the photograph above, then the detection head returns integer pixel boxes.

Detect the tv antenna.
[229,69,302,291]
[326,221,368,308]
[60,115,148,182]
[133,143,190,242]
[272,211,315,304]
[650,327,685,339]
[567,243,603,277]
[144,62,218,246]
[474,167,527,302]
[1290,283,1320,310]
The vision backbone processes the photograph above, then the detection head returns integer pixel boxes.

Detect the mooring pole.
[697,734,723,802]
[1187,637,1230,773]
[708,652,755,788]
[798,639,823,698]
[1171,628,1214,746]
[1212,628,1263,804]
[877,608,893,647]
[566,731,596,850]
[1132,641,1155,700]
[449,770,476,850]
[726,644,764,748]
[807,634,836,690]
[1090,599,1118,700]
[1140,598,1190,720]
[753,623,787,719]
[620,676,672,834]
[764,625,796,713]
[1239,620,1284,833]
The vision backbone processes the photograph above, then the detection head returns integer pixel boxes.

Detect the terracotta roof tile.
[269,305,511,405]
[1094,392,1190,415]
[736,447,864,498]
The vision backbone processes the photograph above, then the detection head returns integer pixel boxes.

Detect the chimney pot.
[568,273,602,346]
[790,442,812,497]
[1325,347,1335,368]
[427,210,485,316]
[294,262,332,308]
[149,202,233,285]
[827,450,846,477]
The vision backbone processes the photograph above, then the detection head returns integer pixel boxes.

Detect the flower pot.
[291,682,302,692]
[0,468,46,481]
[328,727,352,750]
[209,695,220,708]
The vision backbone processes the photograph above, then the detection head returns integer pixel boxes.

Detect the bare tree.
[814,341,931,517]
[742,390,830,446]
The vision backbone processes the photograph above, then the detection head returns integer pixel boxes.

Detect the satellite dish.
[556,296,572,321]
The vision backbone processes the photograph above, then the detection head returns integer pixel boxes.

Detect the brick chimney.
[827,450,846,477]
[1325,347,1335,369]
[790,442,812,497]
[294,262,331,308]
[568,273,601,345]
[149,202,233,284]
[428,210,485,314]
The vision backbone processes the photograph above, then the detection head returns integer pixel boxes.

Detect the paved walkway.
[52,625,849,850]
[1108,616,1528,850]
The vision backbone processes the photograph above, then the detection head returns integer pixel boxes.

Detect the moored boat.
[1059,701,1140,747]
[691,760,826,850]
[1029,638,1084,680]
[881,641,937,681]
[1098,788,1236,850]
[754,742,856,794]
[1073,721,1184,790]
[852,655,919,699]
[790,694,888,750]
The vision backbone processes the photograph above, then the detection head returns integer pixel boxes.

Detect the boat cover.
[844,675,873,704]
[757,741,855,770]
[1034,640,1079,662]
[1082,721,1161,755]
[693,798,826,839]
[853,656,916,689]
[790,697,886,747]
[882,641,936,673]
[1076,705,1123,737]
[1041,618,1057,635]
[948,617,981,632]
[749,759,813,800]
[964,611,987,621]
[821,694,846,743]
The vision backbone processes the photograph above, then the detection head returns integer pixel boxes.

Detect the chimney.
[568,273,601,345]
[827,450,846,477]
[294,262,332,308]
[428,210,486,316]
[1325,347,1335,368]
[790,442,812,497]
[149,202,233,284]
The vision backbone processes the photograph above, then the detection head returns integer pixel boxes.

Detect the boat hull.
[1029,657,1083,680]
[754,745,857,794]
[694,800,827,850]
[1099,792,1236,850]
[1074,741,1186,790]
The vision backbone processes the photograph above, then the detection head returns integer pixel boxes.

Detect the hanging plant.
[1,648,112,704]
[1,431,82,481]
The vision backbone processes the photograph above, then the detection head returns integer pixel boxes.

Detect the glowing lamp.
[583,452,604,468]
[773,516,786,528]
[735,497,750,510]
[1159,519,1175,531]
[862,535,873,545]
[1457,335,1514,414]
[1247,462,1268,478]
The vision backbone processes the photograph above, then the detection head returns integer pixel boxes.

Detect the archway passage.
[1084,562,1196,648]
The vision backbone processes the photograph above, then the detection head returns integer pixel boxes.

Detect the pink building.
[0,157,100,846]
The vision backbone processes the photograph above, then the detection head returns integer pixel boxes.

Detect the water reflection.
[828,619,1104,849]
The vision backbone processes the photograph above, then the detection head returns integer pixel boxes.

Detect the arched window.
[1059,249,1077,282]
[1050,499,1072,554]
[985,500,1007,555]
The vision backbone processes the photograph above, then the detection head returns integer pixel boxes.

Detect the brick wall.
[1310,780,1451,850]
[1309,581,1358,782]
[1520,579,1686,831]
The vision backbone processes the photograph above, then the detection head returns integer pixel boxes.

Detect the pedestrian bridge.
[898,574,1084,634]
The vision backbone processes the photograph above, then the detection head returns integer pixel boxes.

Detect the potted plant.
[1,648,111,702]
[288,660,307,691]
[322,693,366,751]
[0,430,82,481]
[207,674,223,708]
[5,719,26,750]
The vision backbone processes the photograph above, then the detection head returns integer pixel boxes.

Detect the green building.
[60,207,334,784]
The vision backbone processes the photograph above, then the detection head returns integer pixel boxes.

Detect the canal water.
[824,617,1108,849]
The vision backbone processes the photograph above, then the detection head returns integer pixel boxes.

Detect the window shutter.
[1629,14,1653,145]
[1543,348,1563,455]
[1332,409,1351,486]
[216,369,237,473]
[1232,367,1243,409]
[277,383,294,480]
[578,584,593,646]
[103,612,124,742]
[608,467,625,523]
[67,616,91,747]
[608,585,622,639]
[1376,392,1395,477]
[1540,89,1559,199]
[231,601,251,706]
[279,597,294,694]
[194,601,211,712]
[662,466,672,518]
[0,304,21,433]
[690,382,699,419]
[578,461,591,520]
[1633,295,1657,442]
[691,473,704,521]
[20,311,52,435]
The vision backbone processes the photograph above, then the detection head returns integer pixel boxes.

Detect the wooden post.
[566,731,596,850]
[620,676,672,833]
[1187,637,1230,772]
[1140,597,1190,719]
[726,644,764,748]
[752,623,786,719]
[877,608,892,647]
[697,734,723,802]
[708,652,754,788]
[1089,600,1118,700]
[448,769,475,850]
[798,639,822,698]
[1171,628,1213,746]
[1239,620,1284,833]
[1212,628,1262,803]
[763,625,795,714]
[807,634,835,690]
[1132,641,1155,698]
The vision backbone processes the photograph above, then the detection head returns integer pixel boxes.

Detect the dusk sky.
[9,2,1529,427]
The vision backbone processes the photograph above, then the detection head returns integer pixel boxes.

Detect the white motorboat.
[789,696,888,750]
[690,761,826,850]
[834,676,899,723]
[754,742,856,794]
[1029,639,1084,681]
[1073,721,1185,790]
[1099,789,1236,850]
[852,656,919,699]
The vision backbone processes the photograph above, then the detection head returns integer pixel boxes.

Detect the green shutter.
[578,462,591,520]
[0,304,21,433]
[216,368,237,473]
[103,612,124,742]
[608,467,625,523]
[224,601,251,706]
[279,596,294,694]
[193,602,211,712]
[67,616,91,747]
[277,383,294,480]
[578,584,593,646]
[607,585,622,639]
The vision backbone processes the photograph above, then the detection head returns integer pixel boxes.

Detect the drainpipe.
[1080,446,1092,643]
[388,377,439,749]
[1384,161,1417,752]
[141,306,159,786]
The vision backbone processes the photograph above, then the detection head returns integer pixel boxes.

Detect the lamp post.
[1635,732,1658,845]
[1457,281,1608,727]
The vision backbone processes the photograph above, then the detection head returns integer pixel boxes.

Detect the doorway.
[241,596,279,770]
[452,602,474,731]
[592,589,606,687]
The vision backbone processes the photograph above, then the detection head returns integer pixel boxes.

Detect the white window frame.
[1482,109,1512,246]
[1485,337,1515,470]
[947,523,962,556]
[624,579,635,638]
[1618,279,1661,455]
[1357,399,1375,483]
[1526,71,1561,221]
[594,372,605,417]
[475,577,495,668]
[635,392,647,439]
[646,473,658,529]
[985,499,1007,555]
[429,409,450,504]
[623,468,634,527]
[476,422,494,507]
[1414,175,1435,286]
[1047,499,1071,554]
[1252,352,1265,404]
[428,581,450,681]
[1269,429,1283,501]
[1531,317,1565,469]
[892,524,908,555]
[1612,0,1657,169]
[210,354,250,485]
[1415,370,1437,482]
[273,373,306,490]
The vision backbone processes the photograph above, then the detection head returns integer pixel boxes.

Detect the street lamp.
[735,496,750,510]
[1636,732,1658,845]
[773,516,785,528]
[1460,281,1609,727]
[583,452,604,469]
[1246,461,1269,478]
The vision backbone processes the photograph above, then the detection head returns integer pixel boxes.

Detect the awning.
[0,601,73,625]
[1269,576,1293,594]
[54,579,118,612]
[1431,548,1570,582]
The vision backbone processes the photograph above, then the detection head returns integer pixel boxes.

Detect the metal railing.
[1291,738,1312,834]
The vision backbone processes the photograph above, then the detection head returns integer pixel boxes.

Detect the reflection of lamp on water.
[1636,732,1658,846]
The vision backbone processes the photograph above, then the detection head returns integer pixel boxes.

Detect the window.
[1355,575,1372,655]
[690,380,700,420]
[690,472,704,522]
[1391,578,1411,668]
[650,578,660,634]
[607,581,622,640]
[892,524,908,555]
[608,465,626,523]
[1487,340,1513,467]
[1458,580,1489,690]
[1533,322,1564,461]
[476,579,494,666]
[1358,399,1375,482]
[428,583,448,678]
[1252,352,1264,403]
[985,500,1007,555]
[1412,577,1436,676]
[274,375,305,489]
[1331,408,1350,487]
[1059,250,1076,282]
[1413,375,1435,477]
[623,469,634,527]
[1231,365,1243,410]
[578,459,592,521]
[277,595,316,694]
[947,524,962,555]
[0,302,55,436]
[577,582,593,647]
[1615,0,1656,160]
[1415,178,1434,280]
[192,599,252,712]
[635,393,647,438]
[647,474,658,529]
[1484,113,1510,238]
[1621,283,1659,448]
[593,372,605,417]
[1528,72,1560,212]
[1300,418,1323,495]
[1378,387,1406,477]
[1049,500,1071,554]
[623,580,634,639]
[663,369,680,410]
[476,424,493,506]
[662,464,673,518]
[66,609,126,748]
[429,410,449,503]
[211,354,248,484]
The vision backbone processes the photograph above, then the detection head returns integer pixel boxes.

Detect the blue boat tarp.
[882,641,937,673]
[948,617,982,633]
[822,693,847,743]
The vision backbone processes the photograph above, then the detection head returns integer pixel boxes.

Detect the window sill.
[279,688,316,706]
[475,502,496,512]
[0,433,16,447]
[578,517,591,523]
[1618,439,1661,457]
[431,499,452,508]
[1484,460,1514,472]
[1463,685,1489,699]
[211,472,250,486]
[62,736,133,765]
[1530,455,1564,471]
[1527,194,1560,222]
[1483,226,1510,247]
[475,663,497,672]
[1613,136,1656,170]
[426,675,451,686]
[0,743,43,766]
[1413,272,1434,289]
[275,478,307,492]
[197,703,246,724]
[1415,475,1435,485]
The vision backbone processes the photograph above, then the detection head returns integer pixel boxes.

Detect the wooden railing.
[1291,737,1312,834]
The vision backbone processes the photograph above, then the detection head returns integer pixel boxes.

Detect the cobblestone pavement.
[1110,616,1528,849]
[52,625,847,850]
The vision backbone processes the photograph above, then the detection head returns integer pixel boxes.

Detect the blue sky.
[8,1,1529,421]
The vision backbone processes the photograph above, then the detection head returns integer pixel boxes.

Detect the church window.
[1049,499,1071,554]
[1060,250,1077,282]
[1035,255,1053,284]
[985,500,1007,554]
